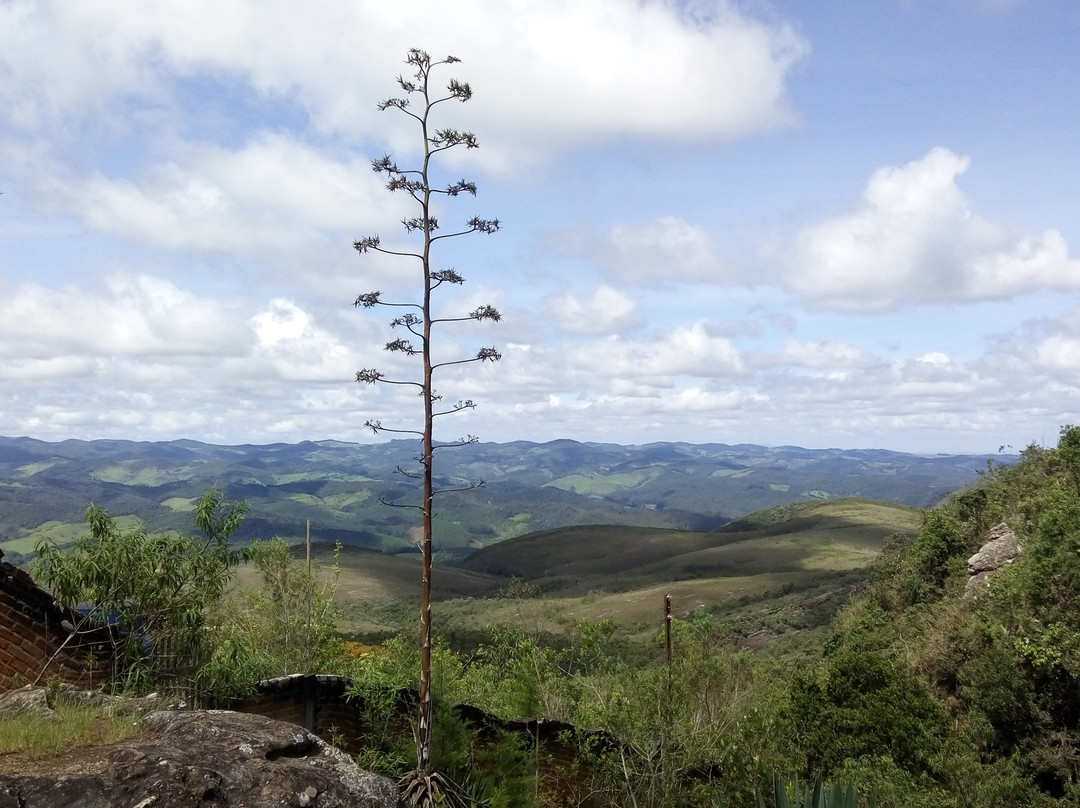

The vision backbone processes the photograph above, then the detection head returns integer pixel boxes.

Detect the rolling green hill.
[299,498,923,644]
[0,435,993,563]
[458,498,921,594]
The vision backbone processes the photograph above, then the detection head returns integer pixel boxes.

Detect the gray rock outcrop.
[0,709,400,808]
[965,522,1022,599]
[0,685,54,721]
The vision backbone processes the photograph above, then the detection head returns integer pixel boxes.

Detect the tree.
[352,48,501,803]
[200,537,343,696]
[33,487,248,694]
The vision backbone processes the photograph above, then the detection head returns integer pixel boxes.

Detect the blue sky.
[1,0,1078,454]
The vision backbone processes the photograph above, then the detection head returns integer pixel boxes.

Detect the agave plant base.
[399,769,473,808]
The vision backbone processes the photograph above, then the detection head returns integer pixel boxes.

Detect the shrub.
[788,648,949,778]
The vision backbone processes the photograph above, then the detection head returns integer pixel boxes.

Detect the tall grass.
[0,702,140,763]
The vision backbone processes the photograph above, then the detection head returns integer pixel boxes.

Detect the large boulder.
[965,522,1022,599]
[0,709,400,808]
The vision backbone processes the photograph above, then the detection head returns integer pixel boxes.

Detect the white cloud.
[0,274,250,361]
[1,2,1075,457]
[788,148,1080,311]
[0,276,365,390]
[588,322,745,379]
[771,339,876,369]
[988,305,1080,376]
[249,298,355,382]
[0,1,161,132]
[1035,336,1080,371]
[475,322,743,406]
[545,285,641,335]
[22,134,396,257]
[597,217,727,284]
[0,1,807,166]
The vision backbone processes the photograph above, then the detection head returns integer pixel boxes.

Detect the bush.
[788,648,949,778]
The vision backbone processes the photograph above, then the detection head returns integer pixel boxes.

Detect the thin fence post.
[664,594,672,667]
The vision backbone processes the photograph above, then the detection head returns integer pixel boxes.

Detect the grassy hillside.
[306,497,922,646]
[459,498,920,595]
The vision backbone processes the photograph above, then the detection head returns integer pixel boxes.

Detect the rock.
[0,686,55,721]
[965,522,1022,599]
[968,523,1022,574]
[55,684,170,715]
[0,709,400,808]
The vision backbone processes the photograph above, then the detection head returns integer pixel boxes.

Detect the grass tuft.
[0,702,140,763]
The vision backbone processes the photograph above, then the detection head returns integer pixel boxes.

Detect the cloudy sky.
[2,0,1078,454]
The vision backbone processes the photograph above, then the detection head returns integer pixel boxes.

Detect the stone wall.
[0,548,113,691]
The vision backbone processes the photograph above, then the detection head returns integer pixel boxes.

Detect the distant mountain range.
[0,436,1004,563]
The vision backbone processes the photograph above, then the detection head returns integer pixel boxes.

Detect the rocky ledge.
[0,709,400,808]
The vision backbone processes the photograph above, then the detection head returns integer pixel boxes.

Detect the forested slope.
[796,426,1080,805]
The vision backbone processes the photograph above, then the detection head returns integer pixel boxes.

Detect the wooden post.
[664,594,672,666]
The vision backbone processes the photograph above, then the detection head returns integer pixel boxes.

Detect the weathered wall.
[231,674,369,752]
[0,549,112,691]
[231,673,617,799]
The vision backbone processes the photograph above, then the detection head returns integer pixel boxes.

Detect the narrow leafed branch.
[431,347,502,371]
[433,401,476,419]
[432,479,485,497]
[356,371,423,389]
[429,216,501,243]
[377,498,424,511]
[432,304,502,324]
[363,420,423,438]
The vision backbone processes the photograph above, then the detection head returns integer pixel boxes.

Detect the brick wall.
[0,548,113,691]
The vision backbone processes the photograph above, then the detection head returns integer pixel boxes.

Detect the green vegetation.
[459,500,919,597]
[331,428,1080,806]
[16,428,1080,807]
[544,467,665,495]
[33,487,248,694]
[0,699,139,766]
[161,496,197,512]
[201,537,345,696]
[0,434,993,557]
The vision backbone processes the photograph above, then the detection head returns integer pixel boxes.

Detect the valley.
[257,498,923,654]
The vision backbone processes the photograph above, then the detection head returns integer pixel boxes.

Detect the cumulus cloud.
[585,322,745,379]
[474,322,744,404]
[0,274,250,361]
[788,148,1080,311]
[0,275,364,389]
[0,277,377,442]
[596,217,726,284]
[0,1,807,165]
[22,134,396,258]
[249,298,356,383]
[1036,336,1080,371]
[770,339,876,369]
[544,285,641,335]
[984,305,1080,378]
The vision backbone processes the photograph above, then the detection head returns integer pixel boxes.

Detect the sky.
[1,0,1078,455]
